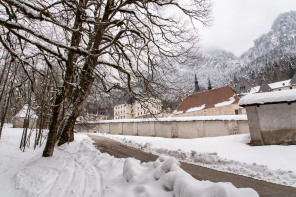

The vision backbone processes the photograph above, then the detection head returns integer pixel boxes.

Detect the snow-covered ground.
[97,133,296,187]
[0,125,259,197]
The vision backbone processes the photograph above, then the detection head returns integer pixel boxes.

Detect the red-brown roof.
[177,86,239,112]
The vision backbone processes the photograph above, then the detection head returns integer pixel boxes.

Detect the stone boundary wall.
[75,116,250,138]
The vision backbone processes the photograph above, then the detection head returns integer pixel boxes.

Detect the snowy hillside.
[180,11,296,90]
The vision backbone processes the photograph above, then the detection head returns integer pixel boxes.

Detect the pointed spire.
[233,75,238,84]
[208,78,212,90]
[290,72,296,85]
[232,75,239,90]
[193,74,200,93]
[258,80,271,93]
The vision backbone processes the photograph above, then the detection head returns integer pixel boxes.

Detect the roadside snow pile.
[101,134,296,187]
[0,126,259,197]
[122,156,258,197]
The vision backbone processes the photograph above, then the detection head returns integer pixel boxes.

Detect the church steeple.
[291,72,296,85]
[208,78,212,90]
[193,74,200,93]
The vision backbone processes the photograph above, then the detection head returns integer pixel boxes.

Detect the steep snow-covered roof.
[249,79,291,94]
[239,89,296,106]
[13,104,38,119]
[269,79,291,89]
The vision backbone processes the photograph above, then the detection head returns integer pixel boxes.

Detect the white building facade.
[114,98,162,120]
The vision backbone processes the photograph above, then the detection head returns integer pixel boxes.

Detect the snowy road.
[89,135,296,197]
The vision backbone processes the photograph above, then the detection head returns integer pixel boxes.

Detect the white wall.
[75,118,250,138]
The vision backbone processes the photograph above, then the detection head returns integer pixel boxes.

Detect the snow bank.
[122,156,258,197]
[0,126,104,197]
[101,133,296,187]
[239,89,296,106]
[15,137,104,197]
[0,126,259,197]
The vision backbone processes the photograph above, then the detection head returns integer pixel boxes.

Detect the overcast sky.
[199,0,296,56]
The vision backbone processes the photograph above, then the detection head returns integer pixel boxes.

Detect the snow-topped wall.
[75,116,249,139]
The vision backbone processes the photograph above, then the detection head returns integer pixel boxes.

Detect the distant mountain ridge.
[180,10,296,92]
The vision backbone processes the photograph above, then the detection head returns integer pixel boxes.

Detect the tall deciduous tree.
[0,0,211,157]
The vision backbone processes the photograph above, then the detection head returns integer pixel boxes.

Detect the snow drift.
[0,126,259,197]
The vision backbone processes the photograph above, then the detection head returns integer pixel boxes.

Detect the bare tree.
[0,0,211,156]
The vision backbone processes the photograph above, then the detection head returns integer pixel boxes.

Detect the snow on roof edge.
[239,89,296,106]
[13,104,38,119]
[76,115,248,124]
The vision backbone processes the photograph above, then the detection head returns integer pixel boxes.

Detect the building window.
[218,110,223,115]
[235,109,239,115]
[204,112,207,116]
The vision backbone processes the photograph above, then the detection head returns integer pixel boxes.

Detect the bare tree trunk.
[58,59,95,145]
[19,81,32,152]
[0,55,9,87]
[42,0,85,156]
[34,68,50,149]
[0,61,12,104]
[0,85,13,139]
[42,88,64,157]
[0,63,17,139]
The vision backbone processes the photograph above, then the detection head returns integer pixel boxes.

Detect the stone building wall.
[12,117,37,129]
[174,103,243,117]
[245,102,296,145]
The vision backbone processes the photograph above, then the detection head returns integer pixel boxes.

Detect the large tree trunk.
[42,0,85,157]
[57,60,95,146]
[43,57,96,155]
[42,91,64,157]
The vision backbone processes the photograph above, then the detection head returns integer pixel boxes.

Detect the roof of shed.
[13,104,38,119]
[239,89,296,106]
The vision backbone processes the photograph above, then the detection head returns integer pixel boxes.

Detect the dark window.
[235,109,239,115]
